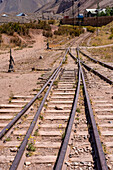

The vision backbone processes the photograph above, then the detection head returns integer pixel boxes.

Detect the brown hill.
[35,0,113,16]
[0,0,51,13]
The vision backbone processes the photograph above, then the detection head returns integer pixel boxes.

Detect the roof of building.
[78,14,84,18]
[85,9,106,14]
[2,13,8,17]
[16,13,27,16]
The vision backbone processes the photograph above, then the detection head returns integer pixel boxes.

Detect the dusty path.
[0,32,62,104]
[0,31,91,105]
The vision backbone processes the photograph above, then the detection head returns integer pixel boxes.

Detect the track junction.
[0,34,113,170]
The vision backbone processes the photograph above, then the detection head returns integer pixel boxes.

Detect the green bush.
[87,26,96,33]
[27,142,36,152]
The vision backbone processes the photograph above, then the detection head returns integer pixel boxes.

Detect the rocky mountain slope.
[0,0,51,13]
[35,0,113,16]
[0,0,113,15]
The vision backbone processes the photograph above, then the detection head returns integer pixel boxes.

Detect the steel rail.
[0,48,69,139]
[79,49,113,70]
[10,67,62,170]
[54,62,81,170]
[70,49,108,169]
[69,49,113,85]
[69,50,78,61]
[81,62,113,85]
[79,61,108,170]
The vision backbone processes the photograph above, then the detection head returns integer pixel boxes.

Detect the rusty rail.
[69,49,113,85]
[70,48,108,170]
[0,48,69,139]
[10,67,61,170]
[79,49,113,70]
[54,59,81,170]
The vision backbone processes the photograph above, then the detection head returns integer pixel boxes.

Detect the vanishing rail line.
[0,34,111,170]
[0,48,70,169]
[79,49,113,70]
[69,48,113,85]
[70,47,113,169]
[69,49,108,170]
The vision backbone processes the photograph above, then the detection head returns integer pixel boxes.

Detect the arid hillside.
[0,0,113,14]
[36,0,113,16]
[0,0,51,13]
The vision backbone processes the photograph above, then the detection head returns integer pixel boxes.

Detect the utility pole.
[8,49,15,72]
[77,1,81,26]
[72,0,74,27]
[63,0,65,17]
[97,0,100,36]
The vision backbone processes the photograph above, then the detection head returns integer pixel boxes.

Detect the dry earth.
[0,31,63,104]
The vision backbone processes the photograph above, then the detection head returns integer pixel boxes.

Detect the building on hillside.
[16,13,27,17]
[77,14,84,19]
[84,9,106,17]
[2,13,8,17]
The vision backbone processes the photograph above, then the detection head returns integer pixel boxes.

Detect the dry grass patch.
[90,21,113,46]
[88,47,113,62]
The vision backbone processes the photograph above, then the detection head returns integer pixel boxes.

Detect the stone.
[39,56,43,59]
[73,162,79,166]
[32,67,35,71]
[84,135,87,139]
[24,162,31,166]
[69,154,72,158]
[108,121,112,124]
[108,165,112,170]
[79,168,83,170]
[65,162,70,166]
[75,151,79,155]
[88,167,93,170]
[47,164,52,167]
[88,162,92,166]
[10,147,18,152]
[80,162,84,165]
[72,147,76,150]
[54,106,63,110]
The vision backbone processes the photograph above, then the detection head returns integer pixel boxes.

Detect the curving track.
[0,34,112,170]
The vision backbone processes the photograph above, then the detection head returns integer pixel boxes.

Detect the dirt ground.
[0,31,63,104]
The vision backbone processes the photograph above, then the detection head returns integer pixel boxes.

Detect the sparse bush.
[0,21,51,37]
[27,142,36,152]
[87,26,96,33]
[109,34,113,39]
[43,30,53,37]
[54,26,84,37]
[111,28,113,34]
[10,37,22,46]
[0,34,2,44]
[0,22,29,36]
[48,20,55,25]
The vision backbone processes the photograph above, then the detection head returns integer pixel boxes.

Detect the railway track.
[69,47,113,169]
[0,33,112,170]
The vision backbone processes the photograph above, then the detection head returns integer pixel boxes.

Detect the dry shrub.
[86,26,96,33]
[48,20,55,25]
[10,37,22,46]
[43,31,53,37]
[0,34,2,44]
[54,25,84,37]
